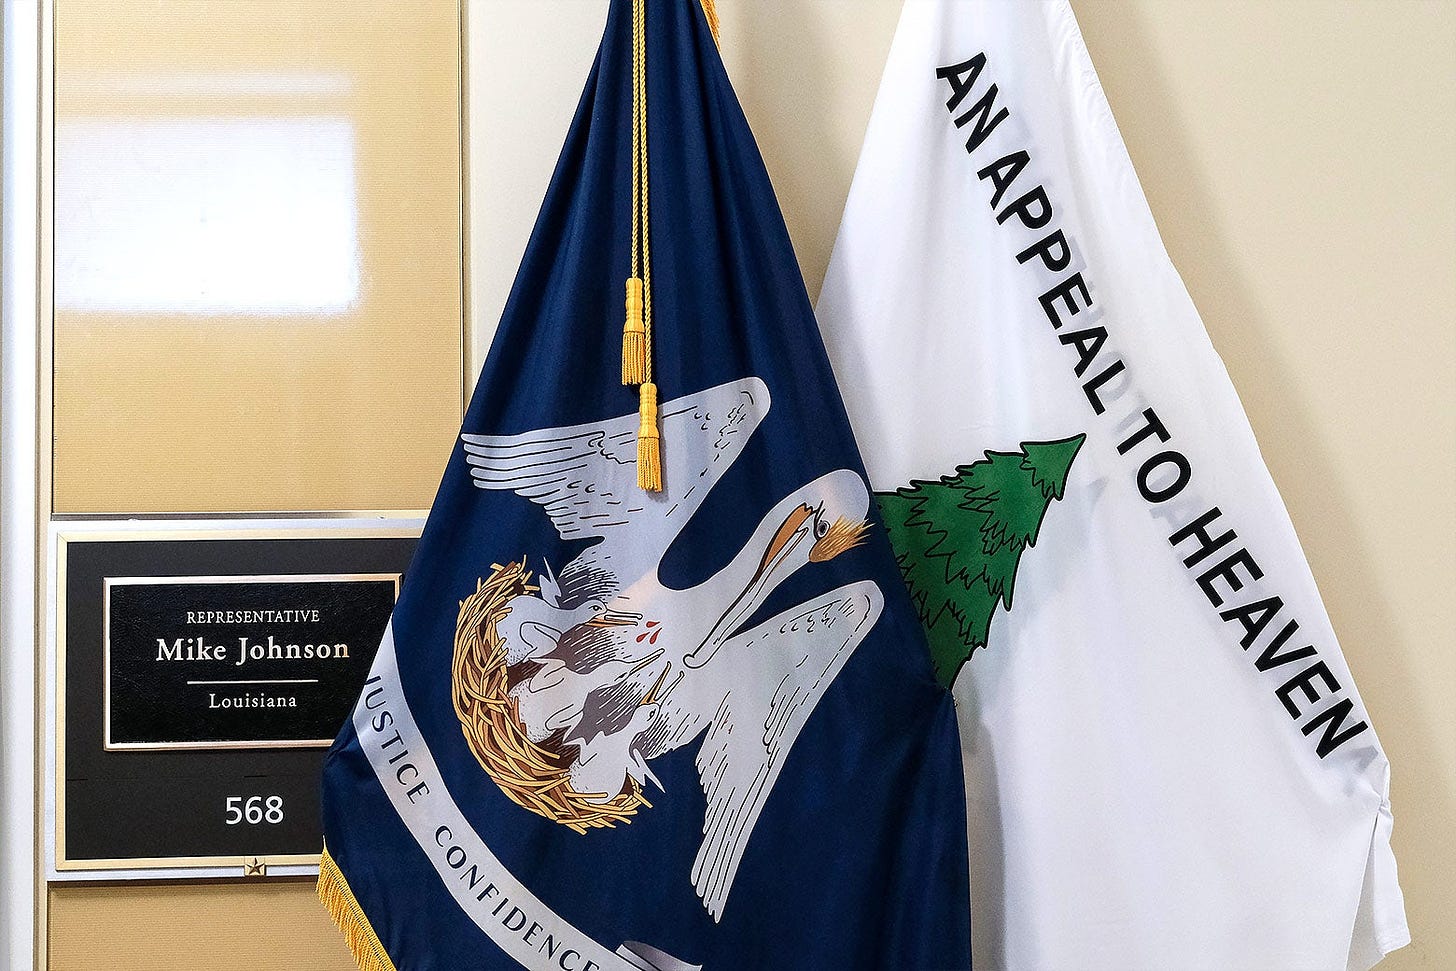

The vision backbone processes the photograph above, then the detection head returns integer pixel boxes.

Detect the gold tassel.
[317,847,399,971]
[622,277,646,384]
[637,382,662,492]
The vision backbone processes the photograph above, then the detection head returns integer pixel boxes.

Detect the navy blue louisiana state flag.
[318,1,970,968]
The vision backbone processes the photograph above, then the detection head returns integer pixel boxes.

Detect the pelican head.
[755,502,870,582]
[685,470,871,668]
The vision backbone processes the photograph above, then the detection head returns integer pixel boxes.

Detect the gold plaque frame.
[48,518,424,880]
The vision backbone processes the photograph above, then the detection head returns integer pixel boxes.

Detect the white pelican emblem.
[454,376,883,920]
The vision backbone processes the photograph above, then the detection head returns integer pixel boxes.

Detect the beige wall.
[470,2,1455,968]
[1073,6,1454,968]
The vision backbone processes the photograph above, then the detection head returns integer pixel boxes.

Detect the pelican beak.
[755,504,814,581]
[628,648,664,677]
[585,609,640,628]
[686,507,816,670]
[638,662,670,706]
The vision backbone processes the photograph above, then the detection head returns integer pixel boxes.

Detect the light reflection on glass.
[56,113,360,315]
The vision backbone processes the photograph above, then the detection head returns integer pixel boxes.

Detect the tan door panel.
[48,883,356,971]
[53,0,464,514]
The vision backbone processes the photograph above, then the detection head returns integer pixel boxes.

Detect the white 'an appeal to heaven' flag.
[816,2,1410,969]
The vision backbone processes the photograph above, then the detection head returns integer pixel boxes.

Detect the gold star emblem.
[243,857,267,877]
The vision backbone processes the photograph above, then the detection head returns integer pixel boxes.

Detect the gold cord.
[629,0,642,279]
[622,0,719,490]
[624,0,661,490]
[622,0,647,385]
[638,0,654,389]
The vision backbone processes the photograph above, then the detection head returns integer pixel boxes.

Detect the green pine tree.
[876,434,1085,687]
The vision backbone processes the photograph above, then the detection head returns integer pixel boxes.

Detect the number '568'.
[225,795,284,825]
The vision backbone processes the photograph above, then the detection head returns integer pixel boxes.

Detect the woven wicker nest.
[451,559,650,833]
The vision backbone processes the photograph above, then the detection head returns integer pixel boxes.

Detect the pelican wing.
[690,580,883,920]
[460,377,770,602]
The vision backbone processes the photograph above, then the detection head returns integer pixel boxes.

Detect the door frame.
[2,0,50,966]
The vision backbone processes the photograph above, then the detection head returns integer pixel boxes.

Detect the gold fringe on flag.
[699,0,721,45]
[318,846,399,971]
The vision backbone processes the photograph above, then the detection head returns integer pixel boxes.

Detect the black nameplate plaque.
[105,575,396,749]
[55,523,420,873]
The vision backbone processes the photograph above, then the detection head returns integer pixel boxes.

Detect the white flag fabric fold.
[816,2,1409,968]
